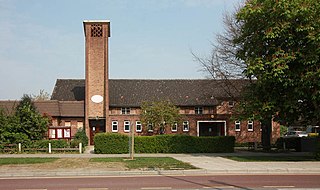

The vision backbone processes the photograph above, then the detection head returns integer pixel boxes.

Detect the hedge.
[276,137,302,151]
[94,133,235,154]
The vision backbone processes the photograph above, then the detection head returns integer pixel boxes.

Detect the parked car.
[284,131,308,138]
[306,126,319,137]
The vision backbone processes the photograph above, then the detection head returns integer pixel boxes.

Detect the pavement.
[0,147,319,178]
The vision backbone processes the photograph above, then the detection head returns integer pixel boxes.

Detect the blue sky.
[0,0,240,100]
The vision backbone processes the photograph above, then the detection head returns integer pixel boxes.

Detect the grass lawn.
[90,157,197,170]
[224,156,317,162]
[0,158,59,165]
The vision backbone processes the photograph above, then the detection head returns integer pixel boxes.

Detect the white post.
[79,143,82,154]
[18,143,21,152]
[49,143,52,154]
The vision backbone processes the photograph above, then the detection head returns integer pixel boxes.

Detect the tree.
[233,0,320,149]
[15,94,49,140]
[32,89,50,101]
[192,6,246,99]
[197,0,320,150]
[140,100,181,134]
[235,0,320,123]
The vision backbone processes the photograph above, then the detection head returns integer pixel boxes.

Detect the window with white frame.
[148,123,153,132]
[171,122,178,132]
[124,121,130,132]
[183,121,189,132]
[235,121,241,132]
[112,121,118,132]
[228,101,235,107]
[247,121,254,131]
[121,108,131,115]
[136,121,142,132]
[195,107,203,114]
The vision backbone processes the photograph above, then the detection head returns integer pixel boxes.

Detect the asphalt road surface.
[0,174,319,190]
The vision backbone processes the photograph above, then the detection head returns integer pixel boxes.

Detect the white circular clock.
[91,95,103,103]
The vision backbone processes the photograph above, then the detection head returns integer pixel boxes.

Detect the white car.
[284,131,308,138]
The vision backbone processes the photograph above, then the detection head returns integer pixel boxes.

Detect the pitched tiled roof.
[0,100,84,117]
[51,79,85,101]
[51,79,248,107]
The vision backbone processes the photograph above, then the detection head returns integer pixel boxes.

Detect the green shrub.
[94,133,129,154]
[70,139,82,148]
[276,137,301,151]
[73,128,89,147]
[30,140,69,149]
[94,133,235,154]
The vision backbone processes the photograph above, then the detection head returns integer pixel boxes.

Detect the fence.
[1,143,83,154]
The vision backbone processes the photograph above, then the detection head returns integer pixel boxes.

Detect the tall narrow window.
[235,121,241,132]
[121,108,131,115]
[124,121,130,132]
[112,121,118,132]
[247,121,254,131]
[195,107,203,114]
[183,121,189,132]
[49,129,56,139]
[136,121,142,132]
[171,122,178,132]
[64,129,71,138]
[148,123,153,132]
[57,129,63,138]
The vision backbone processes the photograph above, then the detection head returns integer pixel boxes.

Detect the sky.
[0,0,240,100]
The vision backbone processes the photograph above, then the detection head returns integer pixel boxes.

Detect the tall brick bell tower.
[83,20,110,145]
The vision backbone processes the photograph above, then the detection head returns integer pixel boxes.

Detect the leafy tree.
[15,94,49,140]
[140,100,181,134]
[197,0,320,150]
[233,0,320,149]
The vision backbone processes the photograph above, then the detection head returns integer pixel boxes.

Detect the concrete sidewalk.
[0,151,319,177]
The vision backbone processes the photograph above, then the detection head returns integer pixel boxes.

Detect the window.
[148,123,153,132]
[247,121,254,131]
[57,129,63,138]
[77,121,83,130]
[183,121,189,132]
[171,122,178,132]
[112,121,118,132]
[121,108,131,115]
[64,129,71,138]
[136,121,142,132]
[49,129,56,138]
[124,121,130,132]
[48,128,71,139]
[228,101,235,107]
[235,121,241,132]
[65,121,71,127]
[195,107,203,114]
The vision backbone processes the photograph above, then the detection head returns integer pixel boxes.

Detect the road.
[0,175,319,190]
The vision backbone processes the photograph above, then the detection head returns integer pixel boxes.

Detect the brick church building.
[0,20,280,145]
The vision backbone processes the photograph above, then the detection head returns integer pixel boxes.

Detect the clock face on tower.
[91,95,103,103]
